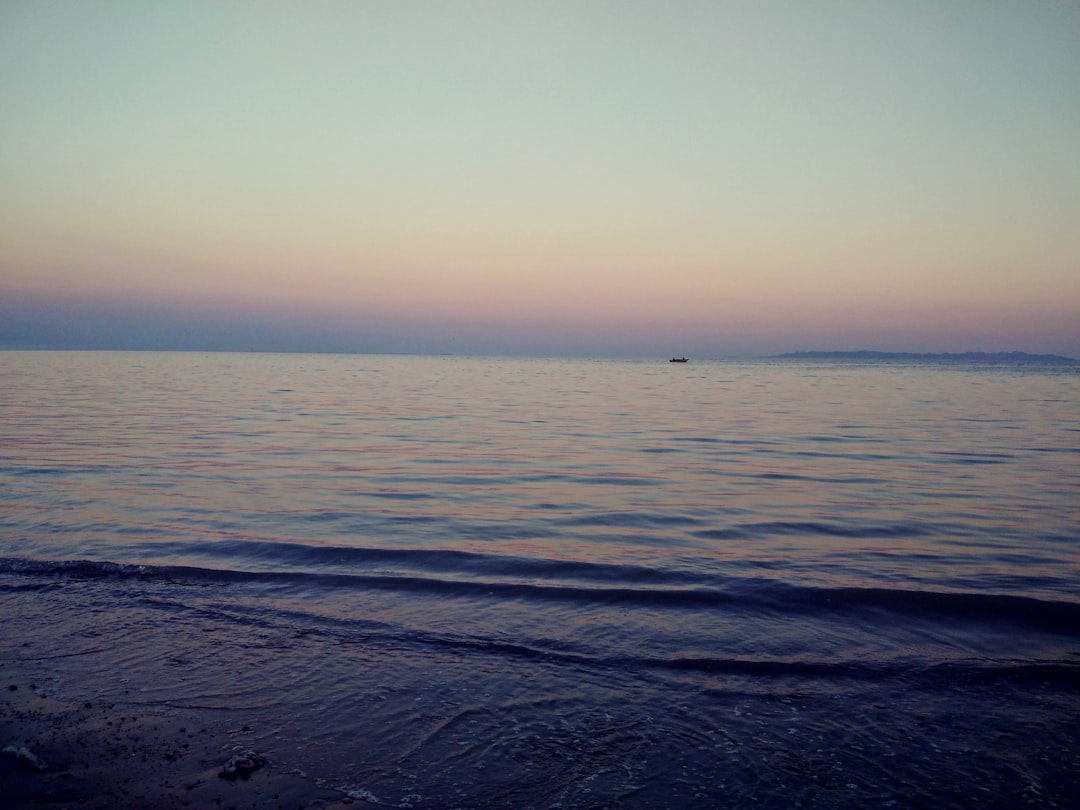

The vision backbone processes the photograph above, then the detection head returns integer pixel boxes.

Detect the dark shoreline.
[0,680,364,810]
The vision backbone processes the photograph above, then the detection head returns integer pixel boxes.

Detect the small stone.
[219,750,267,779]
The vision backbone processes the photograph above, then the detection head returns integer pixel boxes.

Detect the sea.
[2,350,1078,808]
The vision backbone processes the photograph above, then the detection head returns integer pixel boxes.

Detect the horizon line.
[1,346,1076,363]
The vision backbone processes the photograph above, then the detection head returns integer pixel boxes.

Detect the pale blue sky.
[2,1,1078,356]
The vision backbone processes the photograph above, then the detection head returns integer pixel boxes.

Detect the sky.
[2,1,1078,358]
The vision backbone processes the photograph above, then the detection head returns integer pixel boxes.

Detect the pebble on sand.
[219,750,267,779]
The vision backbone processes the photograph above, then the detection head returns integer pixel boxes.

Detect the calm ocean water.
[2,351,1078,807]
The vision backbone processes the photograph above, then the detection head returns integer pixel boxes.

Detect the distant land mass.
[774,350,1077,363]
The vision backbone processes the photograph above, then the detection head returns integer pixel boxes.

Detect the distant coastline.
[774,350,1077,363]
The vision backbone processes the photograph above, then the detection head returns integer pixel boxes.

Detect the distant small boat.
[669,357,688,363]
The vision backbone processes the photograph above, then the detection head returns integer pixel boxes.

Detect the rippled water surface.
[2,351,1078,807]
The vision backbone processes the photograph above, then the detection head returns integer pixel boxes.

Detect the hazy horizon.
[3,2,1078,359]
[2,340,1076,363]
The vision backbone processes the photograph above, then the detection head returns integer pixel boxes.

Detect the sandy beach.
[1,676,365,810]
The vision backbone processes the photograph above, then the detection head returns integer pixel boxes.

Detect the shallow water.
[2,351,1078,807]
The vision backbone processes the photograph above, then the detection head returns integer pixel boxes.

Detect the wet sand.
[0,679,366,810]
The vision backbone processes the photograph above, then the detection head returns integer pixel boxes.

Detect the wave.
[322,629,1080,688]
[3,554,1078,637]
[694,520,931,540]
